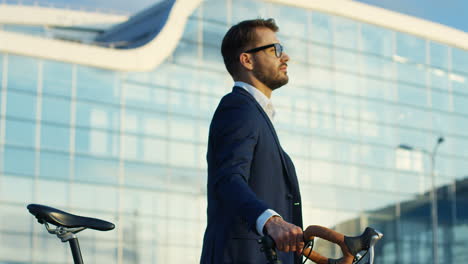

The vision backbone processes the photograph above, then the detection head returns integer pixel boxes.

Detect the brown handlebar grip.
[302,225,354,264]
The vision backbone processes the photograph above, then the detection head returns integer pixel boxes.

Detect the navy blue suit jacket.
[200,87,303,264]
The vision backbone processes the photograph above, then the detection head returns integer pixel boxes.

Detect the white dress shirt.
[234,81,281,235]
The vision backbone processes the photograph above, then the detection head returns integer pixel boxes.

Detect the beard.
[252,64,289,91]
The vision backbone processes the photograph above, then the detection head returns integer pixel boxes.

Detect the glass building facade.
[0,0,467,263]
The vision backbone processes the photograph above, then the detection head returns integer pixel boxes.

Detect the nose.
[281,52,290,62]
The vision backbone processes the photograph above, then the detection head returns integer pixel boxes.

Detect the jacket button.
[286,194,293,200]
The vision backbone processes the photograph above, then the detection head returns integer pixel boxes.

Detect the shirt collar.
[234,81,276,121]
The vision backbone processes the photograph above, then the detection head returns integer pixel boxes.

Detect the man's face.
[250,27,290,90]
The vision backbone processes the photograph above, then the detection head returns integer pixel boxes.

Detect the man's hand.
[264,216,304,255]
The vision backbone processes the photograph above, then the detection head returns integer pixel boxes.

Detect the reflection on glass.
[7,55,37,92]
[5,119,35,147]
[5,91,36,120]
[39,151,70,180]
[3,146,35,177]
[43,60,72,97]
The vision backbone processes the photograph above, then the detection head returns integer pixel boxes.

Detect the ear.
[239,53,254,71]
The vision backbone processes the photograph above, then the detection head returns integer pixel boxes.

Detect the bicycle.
[27,204,115,264]
[259,225,383,264]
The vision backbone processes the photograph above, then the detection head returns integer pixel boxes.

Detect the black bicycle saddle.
[27,204,115,231]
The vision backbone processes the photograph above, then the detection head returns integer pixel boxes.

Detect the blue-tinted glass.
[397,83,428,108]
[334,16,358,50]
[334,71,360,96]
[202,0,227,24]
[270,5,308,39]
[361,55,394,80]
[40,124,69,152]
[39,151,70,180]
[74,155,118,184]
[5,119,35,147]
[76,66,119,104]
[231,0,267,23]
[0,176,33,203]
[182,16,199,42]
[168,141,197,168]
[70,183,118,212]
[124,108,168,137]
[173,40,199,67]
[198,70,230,96]
[141,137,168,164]
[280,37,307,65]
[335,141,360,163]
[169,116,197,141]
[360,23,393,57]
[0,53,3,84]
[394,104,431,130]
[199,94,218,118]
[202,44,224,71]
[41,96,70,125]
[168,90,198,117]
[430,89,450,112]
[309,44,332,67]
[75,128,119,158]
[203,21,226,47]
[42,60,72,97]
[3,146,35,176]
[124,83,168,114]
[7,55,37,92]
[170,167,203,191]
[334,49,358,73]
[310,67,333,91]
[335,95,360,118]
[396,32,426,64]
[452,93,468,115]
[360,144,393,168]
[166,64,198,92]
[430,68,448,90]
[396,62,426,86]
[451,114,468,138]
[451,47,468,74]
[5,90,36,120]
[76,101,120,130]
[287,62,309,88]
[361,77,395,101]
[310,12,333,45]
[429,41,448,69]
[124,161,168,189]
[335,116,360,141]
[450,72,468,96]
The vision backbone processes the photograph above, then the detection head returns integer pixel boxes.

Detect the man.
[201,18,303,264]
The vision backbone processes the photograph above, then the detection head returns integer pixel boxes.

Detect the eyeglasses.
[244,43,284,58]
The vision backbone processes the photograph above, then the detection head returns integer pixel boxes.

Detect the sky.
[22,0,468,32]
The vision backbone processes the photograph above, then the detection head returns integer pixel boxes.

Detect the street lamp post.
[398,136,444,264]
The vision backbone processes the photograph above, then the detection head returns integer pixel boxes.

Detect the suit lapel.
[233,87,296,191]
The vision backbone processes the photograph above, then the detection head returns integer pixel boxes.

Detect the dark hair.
[221,18,279,77]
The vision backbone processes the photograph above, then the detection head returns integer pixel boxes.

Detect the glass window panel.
[142,137,168,164]
[173,40,199,68]
[169,168,202,191]
[360,144,393,168]
[396,32,426,64]
[333,16,358,50]
[394,104,431,130]
[429,41,449,69]
[124,108,168,137]
[450,73,468,96]
[41,96,71,125]
[334,49,358,73]
[309,67,333,91]
[450,114,468,139]
[124,161,168,189]
[334,71,360,96]
[451,47,468,74]
[201,44,225,71]
[0,53,3,84]
[5,119,35,147]
[361,55,394,80]
[308,137,334,160]
[202,0,227,24]
[40,124,69,152]
[76,101,120,130]
[335,95,360,119]
[308,160,334,184]
[360,23,393,57]
[397,83,428,108]
[335,116,360,141]
[75,128,119,158]
[310,12,333,45]
[309,44,333,67]
[430,89,450,112]
[397,127,433,159]
[231,0,268,22]
[181,16,199,41]
[361,77,395,101]
[281,134,308,157]
[42,60,72,97]
[7,55,37,92]
[287,62,309,87]
[452,93,468,115]
[280,37,307,65]
[270,5,308,39]
[199,94,218,118]
[168,141,196,168]
[169,116,196,141]
[124,83,168,114]
[70,183,118,211]
[0,233,31,263]
[5,90,36,120]
[203,21,227,47]
[166,64,198,92]
[3,146,35,176]
[74,155,119,184]
[335,140,360,163]
[198,70,230,96]
[39,151,70,180]
[396,62,426,86]
[430,68,449,91]
[0,204,32,233]
[36,179,68,207]
[76,66,119,104]
[0,176,33,203]
[168,90,198,117]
